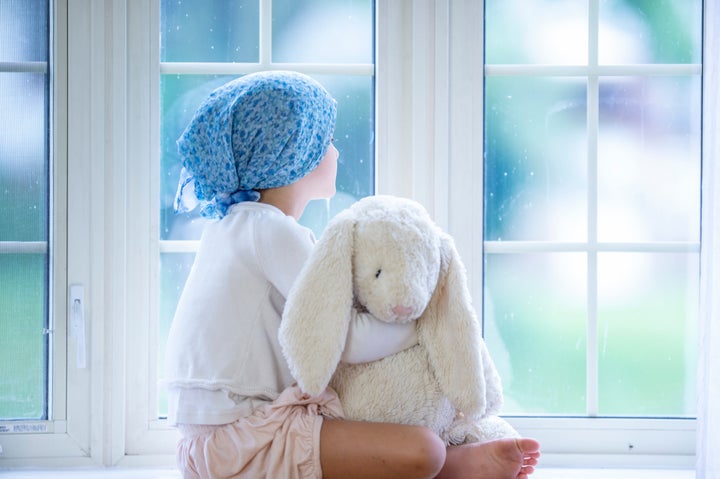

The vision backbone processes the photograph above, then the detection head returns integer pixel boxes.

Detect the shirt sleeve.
[340,311,419,364]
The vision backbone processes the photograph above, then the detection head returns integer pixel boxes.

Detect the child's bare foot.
[437,437,541,479]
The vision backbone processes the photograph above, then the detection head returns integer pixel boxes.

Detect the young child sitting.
[164,70,540,479]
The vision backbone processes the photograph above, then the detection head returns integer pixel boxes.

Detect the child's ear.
[279,213,356,396]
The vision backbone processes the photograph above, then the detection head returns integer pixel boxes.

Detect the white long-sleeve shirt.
[164,202,416,426]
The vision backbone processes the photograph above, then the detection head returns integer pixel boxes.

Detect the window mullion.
[158,62,374,76]
[586,0,600,418]
[259,0,272,65]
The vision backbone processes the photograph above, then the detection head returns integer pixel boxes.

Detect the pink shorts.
[176,386,344,479]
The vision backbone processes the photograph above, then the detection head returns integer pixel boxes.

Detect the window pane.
[598,76,701,243]
[0,73,49,242]
[484,253,587,415]
[485,0,588,65]
[160,0,260,63]
[157,252,196,417]
[599,0,702,64]
[272,0,373,64]
[598,253,698,416]
[0,254,47,420]
[0,0,49,62]
[484,76,587,242]
[0,0,50,422]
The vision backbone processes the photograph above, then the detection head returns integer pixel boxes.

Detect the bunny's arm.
[340,311,419,364]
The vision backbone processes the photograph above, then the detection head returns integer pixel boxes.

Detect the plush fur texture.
[279,195,519,445]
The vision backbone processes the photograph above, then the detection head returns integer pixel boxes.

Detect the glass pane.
[0,73,49,242]
[599,0,702,64]
[0,0,49,62]
[484,76,587,242]
[160,0,260,63]
[160,73,374,240]
[273,0,373,64]
[157,252,196,417]
[485,0,587,65]
[484,253,587,415]
[598,253,698,416]
[0,0,50,422]
[597,76,701,243]
[0,254,47,420]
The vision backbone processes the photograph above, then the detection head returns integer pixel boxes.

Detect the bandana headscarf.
[174,71,337,218]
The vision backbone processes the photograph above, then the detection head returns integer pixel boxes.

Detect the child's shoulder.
[227,202,315,246]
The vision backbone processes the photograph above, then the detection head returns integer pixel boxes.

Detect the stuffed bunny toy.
[279,195,518,445]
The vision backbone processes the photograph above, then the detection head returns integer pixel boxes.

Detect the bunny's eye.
[375,269,382,278]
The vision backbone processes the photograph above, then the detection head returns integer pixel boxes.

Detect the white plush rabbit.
[279,195,518,444]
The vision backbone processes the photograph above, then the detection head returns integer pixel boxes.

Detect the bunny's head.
[350,197,441,324]
[279,195,500,417]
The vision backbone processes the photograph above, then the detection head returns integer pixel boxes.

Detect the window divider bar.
[158,240,201,253]
[587,0,600,409]
[259,0,272,65]
[0,241,48,254]
[588,0,599,67]
[484,64,701,77]
[483,241,701,253]
[159,62,374,76]
[0,61,48,73]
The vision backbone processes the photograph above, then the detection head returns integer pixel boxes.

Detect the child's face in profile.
[300,143,339,200]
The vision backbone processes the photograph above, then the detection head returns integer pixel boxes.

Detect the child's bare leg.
[320,419,446,479]
[436,438,541,479]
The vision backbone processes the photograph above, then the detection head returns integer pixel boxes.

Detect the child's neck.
[258,186,309,220]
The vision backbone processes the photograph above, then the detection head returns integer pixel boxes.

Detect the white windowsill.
[0,467,696,478]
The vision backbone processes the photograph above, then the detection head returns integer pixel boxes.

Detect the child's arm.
[340,311,418,364]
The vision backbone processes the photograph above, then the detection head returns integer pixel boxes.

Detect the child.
[165,71,540,479]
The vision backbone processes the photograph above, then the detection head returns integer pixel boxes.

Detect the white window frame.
[0,0,715,469]
[376,0,709,469]
[0,0,95,467]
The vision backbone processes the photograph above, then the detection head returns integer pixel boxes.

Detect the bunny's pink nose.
[392,305,414,317]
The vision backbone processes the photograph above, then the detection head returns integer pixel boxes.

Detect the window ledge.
[0,467,696,478]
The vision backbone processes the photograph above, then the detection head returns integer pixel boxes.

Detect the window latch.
[69,284,87,369]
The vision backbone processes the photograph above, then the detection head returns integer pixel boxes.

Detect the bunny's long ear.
[418,232,488,416]
[279,213,356,396]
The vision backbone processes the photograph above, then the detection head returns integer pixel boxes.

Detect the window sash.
[483,1,701,421]
[0,0,92,466]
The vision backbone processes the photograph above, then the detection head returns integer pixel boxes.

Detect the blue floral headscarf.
[174,71,337,218]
